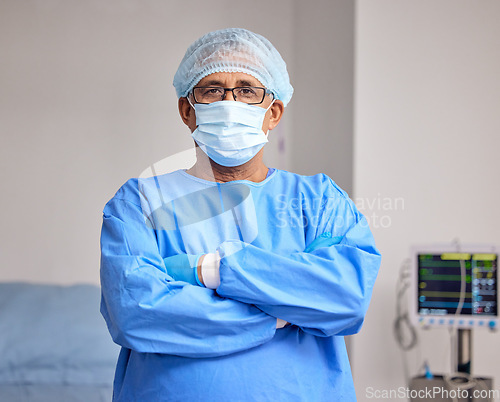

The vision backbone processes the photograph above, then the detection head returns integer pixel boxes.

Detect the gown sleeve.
[215,185,381,338]
[100,183,277,359]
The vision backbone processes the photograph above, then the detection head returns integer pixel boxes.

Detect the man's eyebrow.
[198,79,260,87]
[236,79,258,87]
[200,80,225,87]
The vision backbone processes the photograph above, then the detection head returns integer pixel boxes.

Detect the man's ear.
[268,100,284,131]
[178,97,197,132]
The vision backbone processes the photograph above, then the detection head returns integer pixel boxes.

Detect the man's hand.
[303,232,343,253]
[163,254,204,286]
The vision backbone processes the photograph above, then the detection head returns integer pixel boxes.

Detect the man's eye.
[203,88,223,96]
[239,88,256,95]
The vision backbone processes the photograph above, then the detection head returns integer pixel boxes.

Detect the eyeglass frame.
[190,86,275,105]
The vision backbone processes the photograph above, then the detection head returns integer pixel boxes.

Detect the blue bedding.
[0,282,119,401]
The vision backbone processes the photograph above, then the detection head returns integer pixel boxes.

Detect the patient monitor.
[408,244,498,401]
[410,244,498,330]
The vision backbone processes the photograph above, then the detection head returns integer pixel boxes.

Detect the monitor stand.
[457,329,472,374]
[409,329,494,401]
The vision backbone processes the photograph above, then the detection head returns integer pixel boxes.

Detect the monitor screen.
[411,245,498,329]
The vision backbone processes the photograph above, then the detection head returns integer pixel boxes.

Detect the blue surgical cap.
[173,28,293,106]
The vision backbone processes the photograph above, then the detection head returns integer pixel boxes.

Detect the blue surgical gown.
[100,169,381,401]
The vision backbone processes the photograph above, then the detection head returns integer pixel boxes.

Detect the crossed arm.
[100,197,380,358]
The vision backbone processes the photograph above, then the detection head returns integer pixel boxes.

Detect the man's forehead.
[196,72,264,87]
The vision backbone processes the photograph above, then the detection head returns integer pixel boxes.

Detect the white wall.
[0,0,295,284]
[353,1,500,400]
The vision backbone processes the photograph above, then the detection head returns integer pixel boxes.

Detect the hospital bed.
[0,282,119,401]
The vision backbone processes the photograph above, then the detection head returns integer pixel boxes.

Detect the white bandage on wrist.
[201,251,221,289]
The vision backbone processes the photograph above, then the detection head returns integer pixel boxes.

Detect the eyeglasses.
[191,86,274,105]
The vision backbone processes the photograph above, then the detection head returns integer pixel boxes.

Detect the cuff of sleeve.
[201,251,221,289]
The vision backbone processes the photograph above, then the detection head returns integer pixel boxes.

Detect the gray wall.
[291,0,355,195]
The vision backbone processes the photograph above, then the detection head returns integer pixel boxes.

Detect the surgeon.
[100,28,381,401]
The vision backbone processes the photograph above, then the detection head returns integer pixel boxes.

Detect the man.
[100,28,380,401]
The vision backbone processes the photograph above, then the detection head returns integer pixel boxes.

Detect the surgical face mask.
[189,100,274,167]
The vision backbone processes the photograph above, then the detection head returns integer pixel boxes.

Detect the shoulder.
[105,178,141,208]
[275,170,359,221]
[104,170,185,211]
[275,170,351,200]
